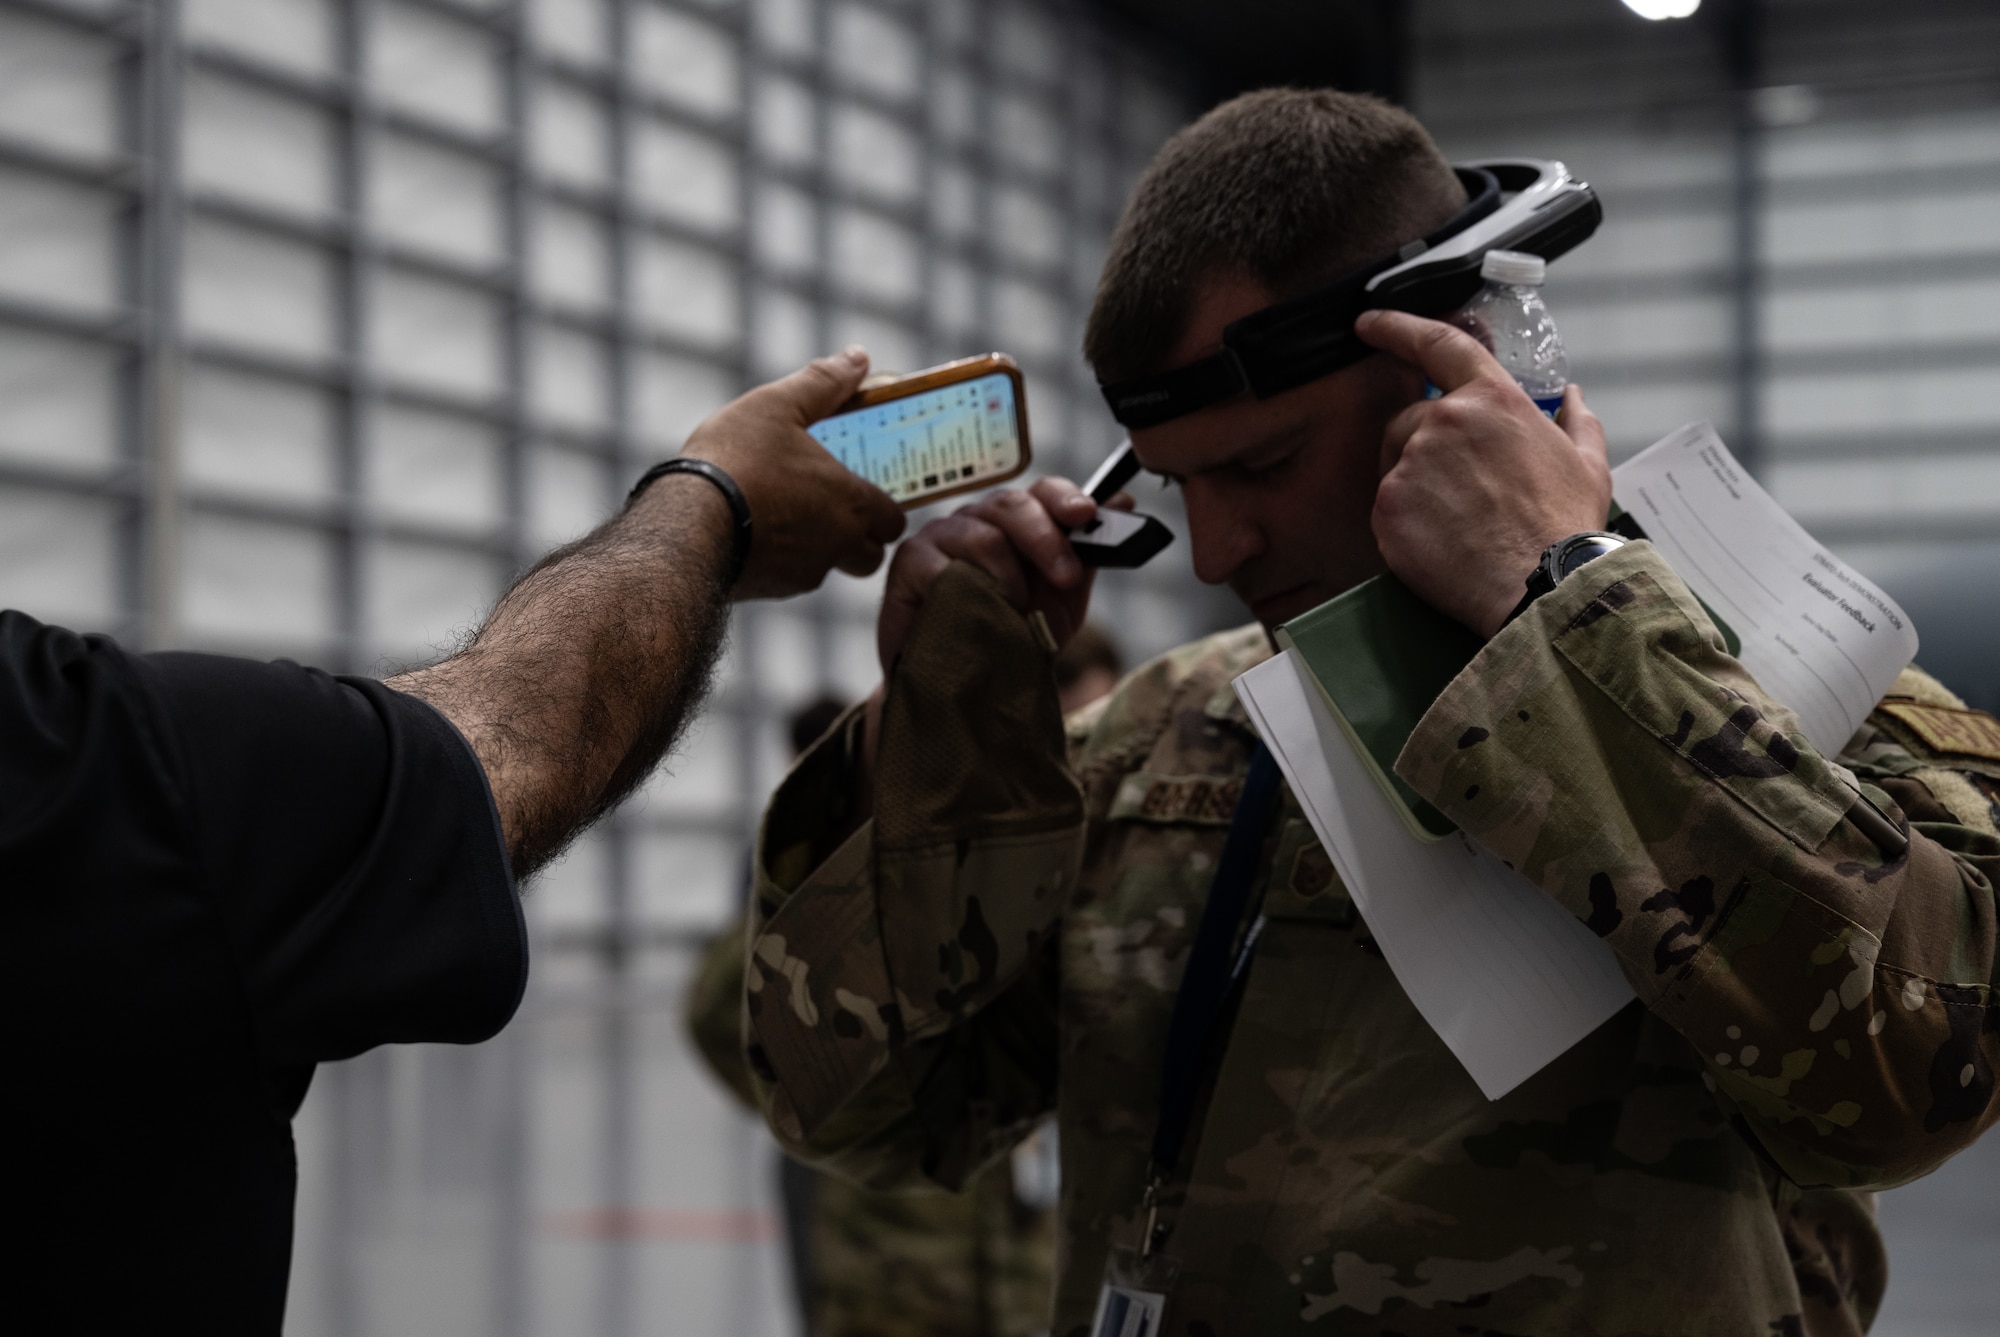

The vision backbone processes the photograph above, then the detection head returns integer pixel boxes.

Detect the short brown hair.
[1084,89,1465,384]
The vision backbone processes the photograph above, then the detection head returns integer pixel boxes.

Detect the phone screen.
[808,371,1024,505]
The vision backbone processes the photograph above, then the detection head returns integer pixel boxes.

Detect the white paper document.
[1610,423,1919,756]
[1234,652,1636,1100]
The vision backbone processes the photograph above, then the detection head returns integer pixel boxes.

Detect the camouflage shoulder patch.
[1875,699,2000,766]
[1108,770,1244,825]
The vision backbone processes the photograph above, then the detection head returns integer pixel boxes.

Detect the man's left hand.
[1356,308,1613,639]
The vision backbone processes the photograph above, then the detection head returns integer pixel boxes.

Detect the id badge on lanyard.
[1091,1282,1166,1337]
[1094,743,1282,1337]
[1092,1223,1181,1335]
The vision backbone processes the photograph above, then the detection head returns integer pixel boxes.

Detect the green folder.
[1274,513,1741,844]
[1276,574,1479,842]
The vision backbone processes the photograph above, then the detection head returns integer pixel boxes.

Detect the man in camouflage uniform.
[688,915,1055,1337]
[737,89,2000,1335]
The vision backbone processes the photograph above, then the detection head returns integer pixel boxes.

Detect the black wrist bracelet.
[628,458,753,588]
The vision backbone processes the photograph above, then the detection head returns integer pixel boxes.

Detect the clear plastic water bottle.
[1449,249,1569,418]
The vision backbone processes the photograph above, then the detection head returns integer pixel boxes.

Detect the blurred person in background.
[0,350,902,1334]
[687,637,1119,1337]
[1054,621,1124,716]
[736,89,2000,1337]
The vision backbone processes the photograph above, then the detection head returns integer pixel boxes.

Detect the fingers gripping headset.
[1068,158,1603,569]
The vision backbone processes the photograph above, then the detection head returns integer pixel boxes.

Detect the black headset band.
[1099,166,1503,430]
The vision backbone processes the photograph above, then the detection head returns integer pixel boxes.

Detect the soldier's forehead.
[1129,414,1314,477]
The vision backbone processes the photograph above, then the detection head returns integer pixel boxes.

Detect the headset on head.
[1071,159,1602,567]
[1096,159,1603,431]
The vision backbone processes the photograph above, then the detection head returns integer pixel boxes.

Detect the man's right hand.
[676,348,908,601]
[876,478,1106,677]
[851,476,1112,778]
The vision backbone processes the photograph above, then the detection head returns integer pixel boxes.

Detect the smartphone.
[808,353,1031,508]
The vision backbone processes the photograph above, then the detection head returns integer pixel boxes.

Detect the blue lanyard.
[1146,742,1283,1186]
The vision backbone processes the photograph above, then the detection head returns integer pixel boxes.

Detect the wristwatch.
[1503,530,1629,628]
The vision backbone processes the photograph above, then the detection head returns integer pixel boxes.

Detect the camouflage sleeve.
[683,915,759,1110]
[746,560,1084,1192]
[1396,539,2000,1190]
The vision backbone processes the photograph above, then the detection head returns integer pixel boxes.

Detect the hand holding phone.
[807,354,1171,570]
[808,354,1031,509]
[661,348,907,600]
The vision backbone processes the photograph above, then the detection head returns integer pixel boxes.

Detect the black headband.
[1099,165,1506,430]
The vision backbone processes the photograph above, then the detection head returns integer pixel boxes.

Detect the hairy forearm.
[392,476,734,873]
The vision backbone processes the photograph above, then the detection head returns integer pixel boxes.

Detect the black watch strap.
[1502,530,1628,629]
[628,458,753,588]
[1505,568,1558,629]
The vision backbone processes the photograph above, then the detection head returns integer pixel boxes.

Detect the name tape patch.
[1110,772,1244,825]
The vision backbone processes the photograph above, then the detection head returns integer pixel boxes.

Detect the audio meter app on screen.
[808,371,1025,507]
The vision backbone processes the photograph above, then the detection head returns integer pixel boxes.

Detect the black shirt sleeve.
[144,647,527,1070]
[0,610,525,1083]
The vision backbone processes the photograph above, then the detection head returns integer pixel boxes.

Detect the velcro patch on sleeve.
[1877,700,2000,764]
[1108,771,1244,825]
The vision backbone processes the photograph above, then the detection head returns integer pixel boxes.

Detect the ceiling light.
[1622,0,1701,18]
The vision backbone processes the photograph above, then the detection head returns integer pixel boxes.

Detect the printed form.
[1614,422,1919,758]
[1234,423,1917,1099]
